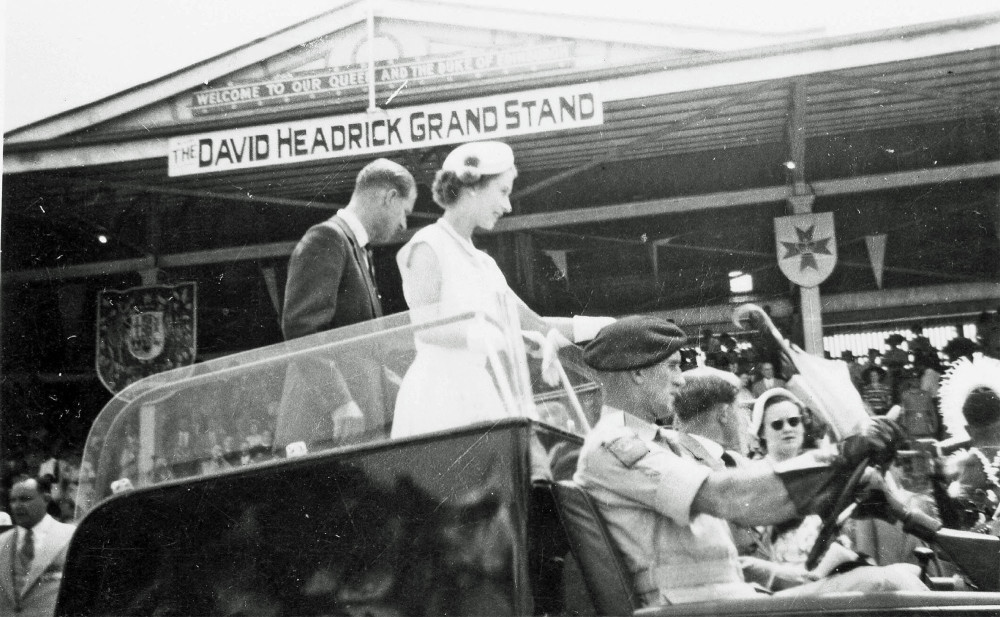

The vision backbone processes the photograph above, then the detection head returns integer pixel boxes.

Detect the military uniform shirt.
[574,408,757,605]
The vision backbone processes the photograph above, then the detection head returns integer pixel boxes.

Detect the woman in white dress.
[391,141,612,438]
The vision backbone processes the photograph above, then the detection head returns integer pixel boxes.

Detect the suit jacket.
[751,378,786,398]
[0,519,76,617]
[277,216,393,449]
[282,216,382,340]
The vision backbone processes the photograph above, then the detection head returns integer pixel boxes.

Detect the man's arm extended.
[693,461,800,526]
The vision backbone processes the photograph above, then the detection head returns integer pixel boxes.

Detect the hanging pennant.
[96,282,197,394]
[543,250,569,283]
[864,234,887,289]
[774,212,837,288]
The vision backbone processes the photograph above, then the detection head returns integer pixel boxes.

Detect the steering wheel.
[804,457,870,571]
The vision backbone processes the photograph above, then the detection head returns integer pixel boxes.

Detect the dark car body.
[58,306,1000,615]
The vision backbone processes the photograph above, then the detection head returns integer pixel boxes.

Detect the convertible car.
[59,306,1000,616]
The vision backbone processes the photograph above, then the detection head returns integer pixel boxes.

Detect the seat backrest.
[551,480,640,615]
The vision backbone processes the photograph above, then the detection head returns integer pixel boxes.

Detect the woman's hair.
[862,365,886,383]
[431,166,504,208]
[963,386,1000,427]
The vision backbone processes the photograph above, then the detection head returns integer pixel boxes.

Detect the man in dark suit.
[277,159,416,450]
[751,361,786,398]
[1,474,75,617]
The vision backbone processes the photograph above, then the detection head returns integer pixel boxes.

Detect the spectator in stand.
[0,474,76,617]
[916,353,943,401]
[752,305,785,370]
[861,366,892,416]
[882,334,909,403]
[841,350,865,393]
[700,329,721,356]
[943,335,978,364]
[200,446,231,475]
[897,378,939,443]
[152,457,175,483]
[866,348,881,369]
[909,323,933,365]
[751,361,786,398]
[734,366,756,421]
[978,310,1000,360]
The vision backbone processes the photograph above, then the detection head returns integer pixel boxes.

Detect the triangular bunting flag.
[543,250,569,283]
[864,234,887,289]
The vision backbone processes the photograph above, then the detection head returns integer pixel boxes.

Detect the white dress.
[391,219,523,438]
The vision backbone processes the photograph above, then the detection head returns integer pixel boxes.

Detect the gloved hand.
[854,467,908,523]
[854,467,942,542]
[522,329,573,386]
[839,417,904,468]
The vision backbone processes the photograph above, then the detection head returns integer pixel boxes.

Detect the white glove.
[523,329,572,386]
[572,315,616,343]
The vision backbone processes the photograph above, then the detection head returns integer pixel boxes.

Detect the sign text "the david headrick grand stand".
[167,84,602,176]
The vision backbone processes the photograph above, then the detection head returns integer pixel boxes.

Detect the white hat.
[441,141,515,182]
[750,387,805,436]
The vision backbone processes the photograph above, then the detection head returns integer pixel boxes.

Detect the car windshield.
[75,304,600,518]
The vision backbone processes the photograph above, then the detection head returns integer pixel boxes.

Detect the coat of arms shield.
[96,283,197,394]
[774,212,837,288]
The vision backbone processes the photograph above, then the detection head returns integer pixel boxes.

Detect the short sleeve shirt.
[574,408,756,605]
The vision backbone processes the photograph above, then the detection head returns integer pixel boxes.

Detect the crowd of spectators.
[690,315,999,449]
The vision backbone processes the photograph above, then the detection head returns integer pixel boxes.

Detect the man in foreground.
[574,315,926,605]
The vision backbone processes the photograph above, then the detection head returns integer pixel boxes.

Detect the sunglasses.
[769,416,802,430]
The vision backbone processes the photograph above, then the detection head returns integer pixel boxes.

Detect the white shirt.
[17,513,57,557]
[337,208,369,248]
[688,432,725,460]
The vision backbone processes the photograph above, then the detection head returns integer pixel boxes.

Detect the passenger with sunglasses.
[752,390,814,465]
[749,389,851,577]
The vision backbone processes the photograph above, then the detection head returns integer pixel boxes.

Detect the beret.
[442,141,515,180]
[583,315,687,371]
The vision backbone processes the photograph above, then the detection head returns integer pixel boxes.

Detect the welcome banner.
[168,84,602,176]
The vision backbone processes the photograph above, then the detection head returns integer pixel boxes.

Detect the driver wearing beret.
[573,315,927,606]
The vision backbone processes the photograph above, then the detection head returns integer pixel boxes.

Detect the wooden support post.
[514,233,537,305]
[786,79,824,356]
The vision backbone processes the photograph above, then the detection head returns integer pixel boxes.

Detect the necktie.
[721,451,738,468]
[19,528,34,569]
[364,247,378,285]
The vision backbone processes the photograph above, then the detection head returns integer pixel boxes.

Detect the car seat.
[550,480,642,615]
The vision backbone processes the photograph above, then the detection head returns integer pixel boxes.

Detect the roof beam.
[49,178,342,211]
[3,160,997,284]
[500,160,1000,232]
[820,70,1000,112]
[512,81,774,201]
[657,281,1000,328]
